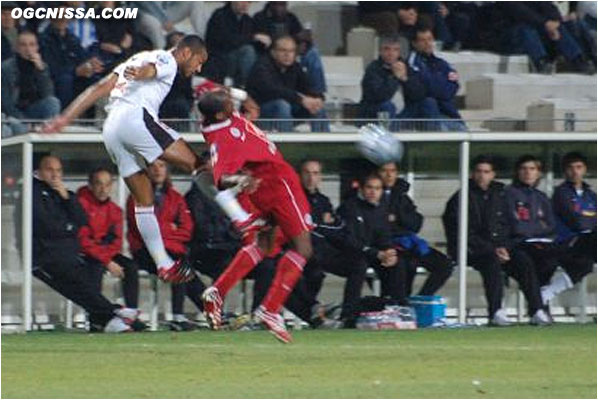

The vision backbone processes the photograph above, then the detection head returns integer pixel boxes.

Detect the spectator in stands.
[126,160,201,331]
[254,1,327,94]
[358,35,426,130]
[378,162,453,305]
[544,152,597,304]
[442,155,515,326]
[561,3,597,67]
[397,3,419,44]
[496,2,593,74]
[39,7,104,109]
[77,167,143,331]
[159,31,194,132]
[408,25,466,131]
[67,1,97,50]
[357,2,401,37]
[23,155,133,332]
[504,155,559,325]
[246,35,329,132]
[205,2,270,87]
[131,1,210,50]
[1,2,18,61]
[2,31,61,124]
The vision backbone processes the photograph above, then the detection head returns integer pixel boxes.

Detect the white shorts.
[103,105,180,177]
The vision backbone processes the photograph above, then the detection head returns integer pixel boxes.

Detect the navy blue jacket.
[407,51,461,119]
[552,181,597,241]
[206,4,256,55]
[505,182,557,244]
[359,57,426,115]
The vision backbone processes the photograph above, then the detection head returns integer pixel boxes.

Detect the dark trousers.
[468,252,505,318]
[559,232,596,284]
[33,257,119,326]
[82,254,139,308]
[134,249,204,315]
[399,248,454,302]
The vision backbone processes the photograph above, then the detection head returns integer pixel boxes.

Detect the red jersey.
[201,112,289,184]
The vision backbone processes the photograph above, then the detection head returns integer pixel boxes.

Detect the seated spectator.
[397,2,419,45]
[358,35,426,131]
[77,167,144,331]
[128,160,204,330]
[442,156,516,325]
[496,2,593,74]
[246,35,329,132]
[407,25,467,131]
[67,1,97,50]
[160,31,194,132]
[21,155,134,333]
[561,3,596,67]
[1,2,18,61]
[131,1,210,50]
[126,160,202,331]
[2,31,61,123]
[378,162,453,304]
[254,2,327,94]
[504,155,560,324]
[205,2,269,87]
[544,152,597,304]
[40,7,104,109]
[357,1,401,37]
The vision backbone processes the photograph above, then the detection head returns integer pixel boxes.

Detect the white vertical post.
[21,141,33,331]
[457,140,470,324]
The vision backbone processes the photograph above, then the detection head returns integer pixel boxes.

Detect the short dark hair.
[379,35,401,48]
[515,154,542,171]
[561,152,588,170]
[36,153,59,169]
[176,34,207,55]
[300,158,322,170]
[197,90,229,125]
[273,34,296,49]
[360,172,383,188]
[471,154,495,170]
[414,23,434,39]
[88,166,113,184]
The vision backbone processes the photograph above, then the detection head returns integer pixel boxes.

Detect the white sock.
[134,206,174,269]
[548,271,574,296]
[173,314,188,322]
[214,189,250,223]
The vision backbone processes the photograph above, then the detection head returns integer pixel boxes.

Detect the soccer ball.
[356,124,404,165]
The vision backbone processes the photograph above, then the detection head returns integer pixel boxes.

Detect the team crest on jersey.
[229,127,245,141]
[156,53,169,65]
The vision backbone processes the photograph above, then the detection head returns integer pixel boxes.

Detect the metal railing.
[1,130,597,331]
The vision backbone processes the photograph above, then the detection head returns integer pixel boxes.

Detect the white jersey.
[107,50,178,118]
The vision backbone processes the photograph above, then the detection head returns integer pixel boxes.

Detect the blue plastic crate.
[408,295,446,327]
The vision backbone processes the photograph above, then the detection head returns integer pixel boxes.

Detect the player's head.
[271,35,297,68]
[148,159,170,187]
[37,154,63,184]
[360,173,384,204]
[471,155,496,190]
[88,166,113,202]
[562,151,588,184]
[173,34,208,77]
[378,162,398,188]
[300,158,323,194]
[514,154,542,186]
[197,90,234,125]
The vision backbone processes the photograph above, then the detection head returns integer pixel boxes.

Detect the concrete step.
[527,98,597,132]
[466,73,597,119]
[322,56,364,103]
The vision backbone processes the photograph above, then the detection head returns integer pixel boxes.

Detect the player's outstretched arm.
[42,73,118,133]
[123,64,157,81]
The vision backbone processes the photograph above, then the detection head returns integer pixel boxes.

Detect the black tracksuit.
[27,178,120,326]
[384,179,454,303]
[443,180,546,317]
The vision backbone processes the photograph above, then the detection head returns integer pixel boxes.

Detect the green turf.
[2,324,596,399]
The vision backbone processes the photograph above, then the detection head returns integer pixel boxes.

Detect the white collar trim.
[202,119,232,133]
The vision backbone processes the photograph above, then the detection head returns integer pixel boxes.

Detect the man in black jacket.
[205,2,270,87]
[25,155,133,332]
[1,31,61,122]
[443,155,516,325]
[246,35,328,132]
[379,162,453,304]
[359,35,426,131]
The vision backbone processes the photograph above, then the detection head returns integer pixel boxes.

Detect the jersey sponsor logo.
[229,127,245,141]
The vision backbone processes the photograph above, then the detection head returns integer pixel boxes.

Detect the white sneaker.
[104,316,132,333]
[114,307,139,324]
[530,309,552,326]
[490,309,512,326]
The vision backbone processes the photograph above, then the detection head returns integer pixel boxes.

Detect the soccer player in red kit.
[197,90,313,343]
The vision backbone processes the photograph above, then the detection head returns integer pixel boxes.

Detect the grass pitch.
[2,324,596,399]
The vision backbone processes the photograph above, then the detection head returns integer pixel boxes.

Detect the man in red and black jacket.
[77,167,142,331]
[126,159,202,331]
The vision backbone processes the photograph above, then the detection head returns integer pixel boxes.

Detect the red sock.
[214,244,264,297]
[261,250,306,314]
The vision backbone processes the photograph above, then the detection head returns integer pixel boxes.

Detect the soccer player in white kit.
[43,35,209,283]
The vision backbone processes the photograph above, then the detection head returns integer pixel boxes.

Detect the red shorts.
[245,162,313,240]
